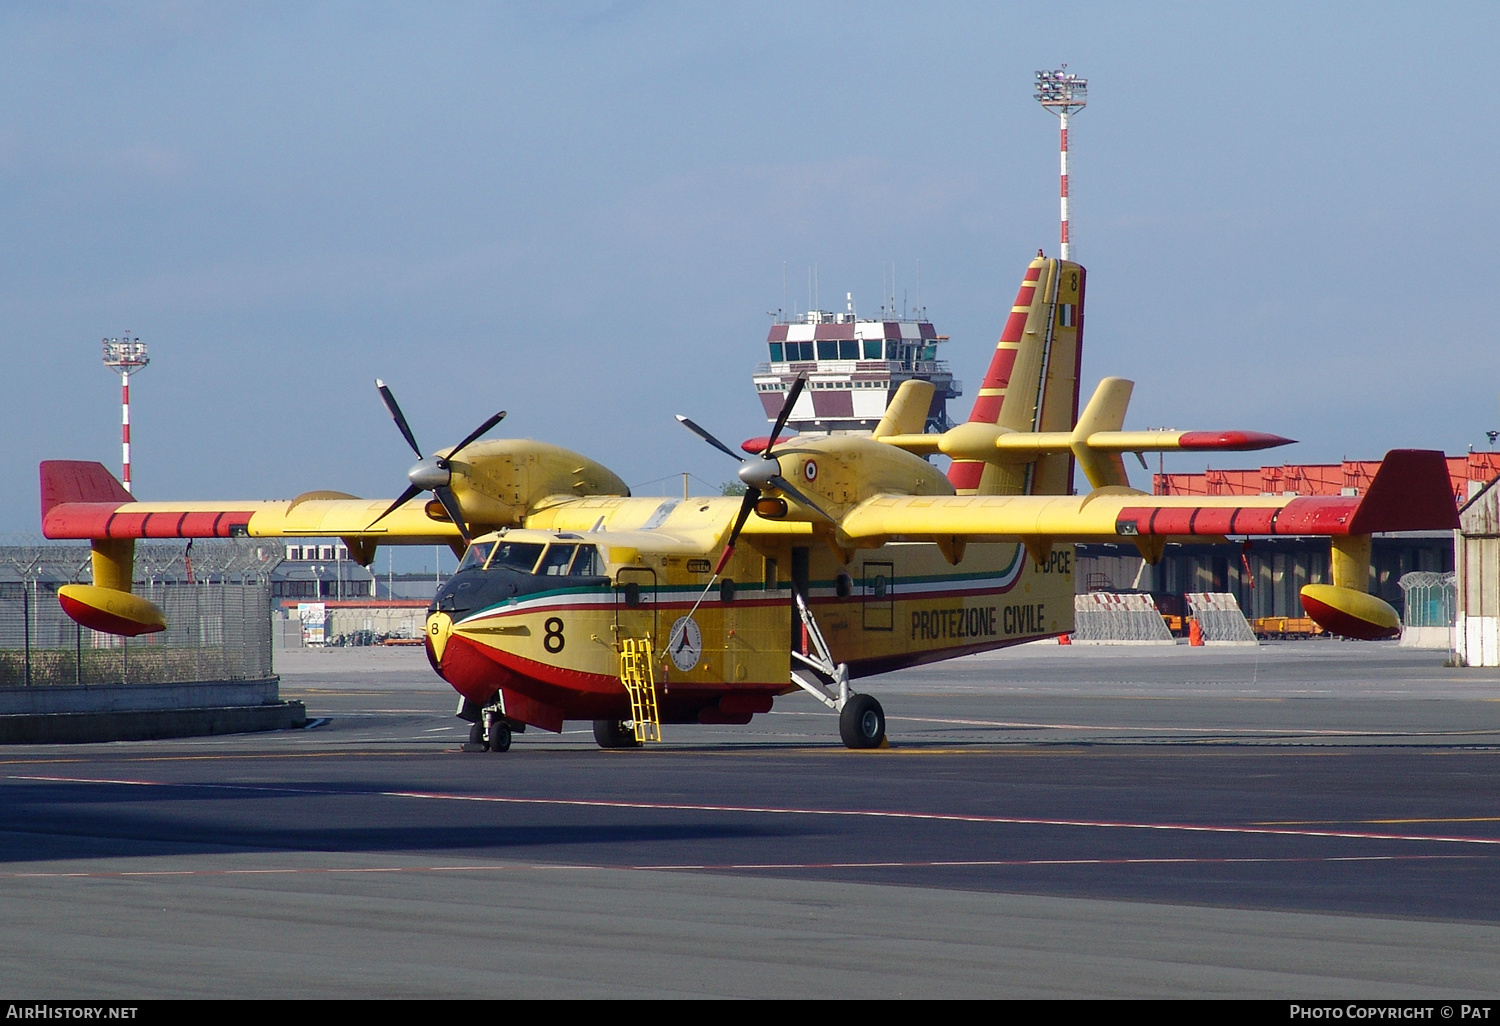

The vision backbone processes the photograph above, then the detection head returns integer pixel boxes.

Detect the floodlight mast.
[101,334,149,494]
[1034,67,1088,261]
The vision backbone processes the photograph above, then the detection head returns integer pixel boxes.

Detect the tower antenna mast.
[102,333,149,493]
[1034,67,1088,261]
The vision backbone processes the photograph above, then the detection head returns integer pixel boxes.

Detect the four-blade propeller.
[676,375,832,574]
[368,379,505,542]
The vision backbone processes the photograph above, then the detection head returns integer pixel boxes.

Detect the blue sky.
[3,2,1496,567]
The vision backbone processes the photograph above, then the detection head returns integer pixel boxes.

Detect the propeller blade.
[447,410,507,462]
[368,483,424,529]
[769,475,836,523]
[433,485,471,542]
[675,415,746,463]
[765,376,805,453]
[713,487,761,575]
[376,379,424,459]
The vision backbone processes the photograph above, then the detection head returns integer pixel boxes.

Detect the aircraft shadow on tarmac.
[0,779,809,864]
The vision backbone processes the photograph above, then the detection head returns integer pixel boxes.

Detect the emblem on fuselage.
[667,615,703,672]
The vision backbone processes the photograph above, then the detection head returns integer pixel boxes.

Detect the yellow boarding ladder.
[618,636,663,743]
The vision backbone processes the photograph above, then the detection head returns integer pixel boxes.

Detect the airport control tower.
[752,299,961,436]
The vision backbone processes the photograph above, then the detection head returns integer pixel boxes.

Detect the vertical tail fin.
[1071,377,1133,490]
[872,380,937,439]
[948,256,1086,495]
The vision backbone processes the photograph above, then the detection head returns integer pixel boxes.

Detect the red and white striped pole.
[121,370,132,493]
[1058,110,1072,261]
[102,334,149,494]
[1034,68,1087,262]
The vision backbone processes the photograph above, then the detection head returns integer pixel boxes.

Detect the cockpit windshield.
[537,544,605,576]
[459,539,601,576]
[569,545,602,576]
[457,542,494,572]
[538,545,576,575]
[488,541,546,573]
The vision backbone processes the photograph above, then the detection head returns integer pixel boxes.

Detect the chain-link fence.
[0,580,273,688]
[1399,572,1457,629]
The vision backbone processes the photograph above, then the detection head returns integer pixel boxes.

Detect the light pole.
[102,334,149,493]
[1034,68,1088,261]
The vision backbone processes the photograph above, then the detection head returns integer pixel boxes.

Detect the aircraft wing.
[40,460,461,545]
[838,449,1459,544]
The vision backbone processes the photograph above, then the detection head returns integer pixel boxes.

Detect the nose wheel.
[839,694,886,749]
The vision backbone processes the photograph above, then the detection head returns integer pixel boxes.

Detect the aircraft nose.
[426,611,454,663]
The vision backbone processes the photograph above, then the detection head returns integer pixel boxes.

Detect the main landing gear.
[838,693,886,750]
[593,719,643,750]
[791,593,888,750]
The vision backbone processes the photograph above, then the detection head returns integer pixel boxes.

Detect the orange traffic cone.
[1188,618,1203,646]
[1058,633,1072,645]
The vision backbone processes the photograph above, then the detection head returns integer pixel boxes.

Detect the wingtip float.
[1299,584,1402,641]
[56,584,166,637]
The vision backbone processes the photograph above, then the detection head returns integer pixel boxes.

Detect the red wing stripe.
[42,504,259,540]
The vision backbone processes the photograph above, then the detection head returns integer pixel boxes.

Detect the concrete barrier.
[0,677,306,743]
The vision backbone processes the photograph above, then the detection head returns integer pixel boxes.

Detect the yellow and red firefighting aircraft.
[39,255,1458,752]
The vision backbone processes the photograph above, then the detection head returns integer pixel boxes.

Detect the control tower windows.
[769,343,784,362]
[816,341,839,360]
[863,340,882,359]
[838,340,859,360]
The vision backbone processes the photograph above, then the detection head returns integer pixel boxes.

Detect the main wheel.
[839,694,886,750]
[488,722,512,753]
[593,719,642,749]
[467,722,486,750]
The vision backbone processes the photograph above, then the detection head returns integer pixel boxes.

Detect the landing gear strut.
[790,592,889,750]
[460,697,523,754]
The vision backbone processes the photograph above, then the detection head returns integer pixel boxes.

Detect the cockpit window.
[538,544,578,576]
[569,545,602,576]
[458,542,494,572]
[488,542,545,573]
